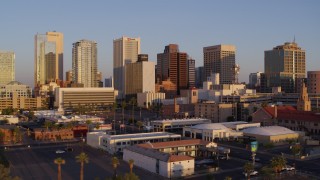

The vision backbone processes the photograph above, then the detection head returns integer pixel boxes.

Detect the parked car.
[218,155,227,160]
[282,166,295,171]
[56,150,65,154]
[243,170,258,177]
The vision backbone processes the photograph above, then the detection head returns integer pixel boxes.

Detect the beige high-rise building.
[34,32,63,86]
[72,40,98,88]
[203,45,236,84]
[66,70,72,82]
[0,51,15,84]
[113,36,140,97]
[264,42,305,93]
[125,60,155,95]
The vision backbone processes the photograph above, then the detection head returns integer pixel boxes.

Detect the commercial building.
[187,58,196,88]
[125,58,155,95]
[195,66,204,88]
[0,81,32,98]
[138,139,217,157]
[307,71,320,94]
[54,87,115,112]
[86,131,181,154]
[0,51,15,85]
[203,45,236,84]
[0,92,43,111]
[151,118,211,132]
[123,145,194,178]
[183,122,259,141]
[104,76,113,88]
[34,32,63,86]
[0,125,16,144]
[242,126,299,144]
[195,101,236,123]
[264,42,306,93]
[249,72,262,89]
[157,44,188,96]
[72,40,98,87]
[66,70,72,82]
[113,36,140,98]
[33,128,74,141]
[137,92,165,108]
[252,105,320,135]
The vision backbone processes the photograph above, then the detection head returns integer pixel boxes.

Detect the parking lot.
[4,144,164,180]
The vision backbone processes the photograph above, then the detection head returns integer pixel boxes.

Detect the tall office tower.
[157,44,187,95]
[249,72,262,89]
[34,32,63,86]
[72,40,97,87]
[307,71,320,94]
[105,76,113,88]
[0,51,15,84]
[195,66,204,88]
[66,70,72,82]
[96,71,103,87]
[113,36,140,98]
[203,45,236,84]
[264,42,305,93]
[125,55,155,95]
[187,58,196,88]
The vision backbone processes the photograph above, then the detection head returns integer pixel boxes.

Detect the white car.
[282,166,295,171]
[243,171,258,177]
[56,150,65,154]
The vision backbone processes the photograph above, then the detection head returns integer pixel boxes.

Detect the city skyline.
[0,1,319,87]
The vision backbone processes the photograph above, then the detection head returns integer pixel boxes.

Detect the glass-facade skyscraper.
[34,32,63,87]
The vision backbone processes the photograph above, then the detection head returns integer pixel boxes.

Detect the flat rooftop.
[151,118,210,124]
[138,139,214,149]
[87,132,181,140]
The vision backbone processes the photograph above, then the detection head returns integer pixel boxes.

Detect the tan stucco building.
[195,101,236,122]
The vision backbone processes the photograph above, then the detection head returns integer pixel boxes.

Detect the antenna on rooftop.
[293,35,296,43]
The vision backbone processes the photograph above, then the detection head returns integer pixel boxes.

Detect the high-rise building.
[297,82,311,111]
[105,76,113,88]
[0,51,15,84]
[72,40,97,87]
[125,57,155,95]
[264,42,305,93]
[113,36,140,98]
[203,45,236,84]
[195,66,204,88]
[34,32,63,86]
[307,71,320,94]
[157,44,188,95]
[66,70,72,82]
[187,58,196,88]
[249,72,262,89]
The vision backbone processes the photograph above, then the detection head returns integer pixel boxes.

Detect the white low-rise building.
[137,92,165,108]
[183,121,260,141]
[151,118,211,132]
[123,145,194,178]
[87,131,181,154]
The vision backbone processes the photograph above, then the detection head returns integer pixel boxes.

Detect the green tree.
[112,156,120,178]
[291,144,302,159]
[130,97,136,124]
[95,124,100,130]
[12,127,22,144]
[54,157,65,180]
[44,121,53,131]
[112,102,118,131]
[76,152,89,180]
[123,172,139,180]
[0,164,20,180]
[260,165,274,179]
[224,176,232,180]
[270,156,286,173]
[128,159,134,174]
[121,101,127,125]
[85,120,92,133]
[136,121,143,131]
[243,162,254,180]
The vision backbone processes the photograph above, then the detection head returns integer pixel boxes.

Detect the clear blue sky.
[1,0,319,87]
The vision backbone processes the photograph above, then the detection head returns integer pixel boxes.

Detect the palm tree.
[112,102,117,131]
[44,121,53,131]
[270,156,286,173]
[130,97,136,124]
[54,157,65,180]
[121,101,127,131]
[112,156,120,178]
[136,121,143,131]
[128,159,134,174]
[76,152,89,180]
[243,162,254,180]
[85,120,92,133]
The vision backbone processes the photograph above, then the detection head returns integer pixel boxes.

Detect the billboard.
[251,141,258,152]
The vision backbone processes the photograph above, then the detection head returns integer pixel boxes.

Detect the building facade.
[0,51,15,85]
[249,72,262,89]
[137,92,165,108]
[195,102,236,123]
[113,36,141,98]
[307,71,320,94]
[203,45,236,84]
[195,66,204,88]
[0,81,32,98]
[54,87,115,112]
[264,42,306,93]
[157,44,188,95]
[66,70,72,82]
[72,40,97,87]
[125,61,155,95]
[0,92,43,110]
[34,32,63,86]
[187,58,196,88]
